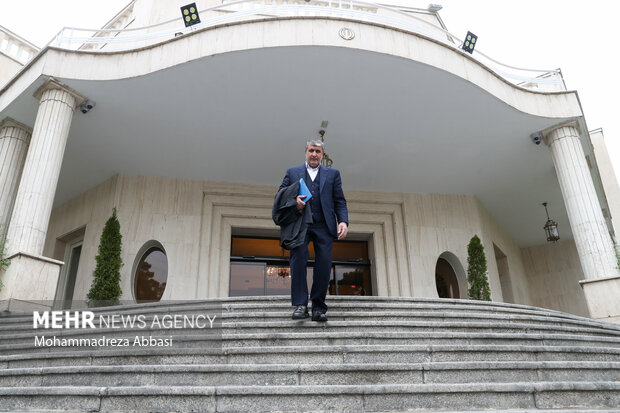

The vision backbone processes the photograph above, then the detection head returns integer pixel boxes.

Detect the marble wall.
[521,240,590,317]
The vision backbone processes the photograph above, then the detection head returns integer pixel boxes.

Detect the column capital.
[541,120,581,147]
[0,117,33,135]
[33,78,86,109]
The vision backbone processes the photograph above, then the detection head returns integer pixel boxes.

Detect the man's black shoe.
[312,311,328,322]
[292,305,309,320]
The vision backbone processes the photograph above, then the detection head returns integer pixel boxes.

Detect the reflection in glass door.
[332,266,372,296]
[230,262,317,296]
[229,262,265,296]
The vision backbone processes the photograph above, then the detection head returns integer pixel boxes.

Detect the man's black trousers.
[289,221,332,313]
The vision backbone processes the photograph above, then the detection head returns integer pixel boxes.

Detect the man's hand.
[296,195,306,210]
[337,222,348,240]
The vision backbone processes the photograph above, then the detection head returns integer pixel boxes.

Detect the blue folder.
[298,178,312,202]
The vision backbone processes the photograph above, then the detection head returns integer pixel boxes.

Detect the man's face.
[305,145,323,169]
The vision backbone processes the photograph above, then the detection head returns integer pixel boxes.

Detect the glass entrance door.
[229,237,371,297]
[332,265,372,296]
[55,240,83,309]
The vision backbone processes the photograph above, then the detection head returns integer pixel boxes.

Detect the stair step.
[2,320,618,344]
[2,344,619,368]
[2,296,610,324]
[1,330,619,356]
[0,361,617,387]
[3,310,615,332]
[0,382,618,412]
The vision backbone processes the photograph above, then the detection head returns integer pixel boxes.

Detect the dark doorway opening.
[435,257,460,299]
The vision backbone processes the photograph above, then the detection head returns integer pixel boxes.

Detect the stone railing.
[0,27,39,65]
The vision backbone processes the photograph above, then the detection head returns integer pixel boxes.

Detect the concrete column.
[544,122,620,322]
[0,118,32,241]
[5,79,85,256]
[0,79,84,308]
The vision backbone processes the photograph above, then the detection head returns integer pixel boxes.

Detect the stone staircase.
[0,296,619,412]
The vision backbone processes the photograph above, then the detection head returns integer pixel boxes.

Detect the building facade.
[1,0,619,322]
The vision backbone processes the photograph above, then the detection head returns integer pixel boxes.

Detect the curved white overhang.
[0,17,591,247]
[1,17,582,117]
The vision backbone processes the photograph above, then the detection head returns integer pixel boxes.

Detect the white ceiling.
[3,45,575,247]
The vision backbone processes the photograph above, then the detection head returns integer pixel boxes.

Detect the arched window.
[133,241,168,302]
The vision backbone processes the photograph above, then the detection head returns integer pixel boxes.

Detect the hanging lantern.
[542,202,560,242]
[318,128,334,167]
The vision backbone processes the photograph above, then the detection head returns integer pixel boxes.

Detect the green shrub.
[87,208,123,306]
[467,235,491,301]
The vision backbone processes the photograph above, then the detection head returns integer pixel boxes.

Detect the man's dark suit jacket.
[279,164,348,239]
